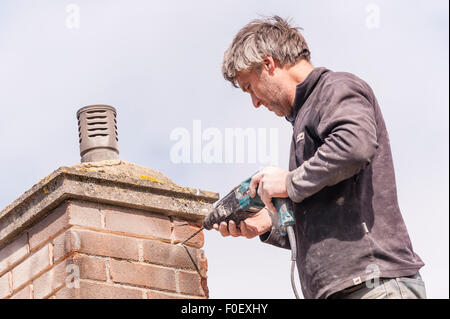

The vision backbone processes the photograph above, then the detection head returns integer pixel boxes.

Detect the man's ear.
[262,56,277,75]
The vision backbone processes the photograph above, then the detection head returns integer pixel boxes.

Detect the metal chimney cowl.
[77,104,119,163]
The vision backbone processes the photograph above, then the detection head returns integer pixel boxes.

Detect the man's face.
[236,66,292,117]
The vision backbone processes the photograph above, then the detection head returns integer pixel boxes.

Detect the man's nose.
[251,94,262,108]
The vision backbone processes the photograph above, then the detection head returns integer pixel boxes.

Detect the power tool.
[178,174,300,299]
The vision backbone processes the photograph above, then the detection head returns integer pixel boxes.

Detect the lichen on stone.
[70,159,174,186]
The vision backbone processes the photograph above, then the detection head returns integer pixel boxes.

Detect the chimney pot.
[77,105,119,163]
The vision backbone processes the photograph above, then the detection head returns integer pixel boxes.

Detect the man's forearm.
[286,136,376,203]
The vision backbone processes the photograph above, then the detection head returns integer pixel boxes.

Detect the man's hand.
[213,207,272,239]
[249,167,289,213]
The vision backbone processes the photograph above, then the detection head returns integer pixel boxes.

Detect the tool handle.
[242,175,295,236]
[273,198,295,236]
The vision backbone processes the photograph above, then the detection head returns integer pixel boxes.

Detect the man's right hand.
[212,207,272,239]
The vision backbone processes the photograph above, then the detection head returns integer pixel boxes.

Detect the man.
[215,16,426,299]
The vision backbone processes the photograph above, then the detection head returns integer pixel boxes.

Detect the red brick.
[0,272,11,299]
[32,255,103,299]
[109,259,175,291]
[10,284,31,299]
[12,244,51,290]
[104,207,171,241]
[178,271,207,297]
[35,254,107,297]
[0,233,29,276]
[19,247,107,299]
[50,285,75,298]
[146,289,184,299]
[142,239,204,272]
[73,254,107,281]
[80,281,144,299]
[52,230,74,263]
[52,280,143,299]
[33,258,70,299]
[172,218,204,248]
[27,202,70,251]
[68,200,103,228]
[196,250,208,278]
[71,228,139,261]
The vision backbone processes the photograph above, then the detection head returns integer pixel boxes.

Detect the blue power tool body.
[202,176,295,235]
[201,174,300,298]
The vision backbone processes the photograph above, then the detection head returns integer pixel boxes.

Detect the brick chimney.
[0,106,218,299]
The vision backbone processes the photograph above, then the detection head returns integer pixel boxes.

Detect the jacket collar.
[286,66,330,125]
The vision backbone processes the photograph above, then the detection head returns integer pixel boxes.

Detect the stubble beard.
[265,81,290,116]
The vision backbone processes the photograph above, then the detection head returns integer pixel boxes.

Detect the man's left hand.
[249,167,289,213]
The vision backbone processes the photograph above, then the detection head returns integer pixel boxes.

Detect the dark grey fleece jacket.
[260,67,424,299]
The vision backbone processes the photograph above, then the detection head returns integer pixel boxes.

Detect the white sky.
[0,0,448,298]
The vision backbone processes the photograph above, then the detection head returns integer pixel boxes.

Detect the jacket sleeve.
[259,209,291,250]
[286,79,378,203]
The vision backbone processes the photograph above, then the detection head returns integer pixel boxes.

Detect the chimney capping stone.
[0,160,218,250]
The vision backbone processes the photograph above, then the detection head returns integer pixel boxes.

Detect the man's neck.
[289,59,315,85]
[285,59,315,107]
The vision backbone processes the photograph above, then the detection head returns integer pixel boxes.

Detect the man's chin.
[266,105,287,117]
[272,110,287,117]
[266,107,280,116]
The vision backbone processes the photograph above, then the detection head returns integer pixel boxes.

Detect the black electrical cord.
[286,225,300,299]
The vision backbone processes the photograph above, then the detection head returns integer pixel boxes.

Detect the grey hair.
[222,16,311,87]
